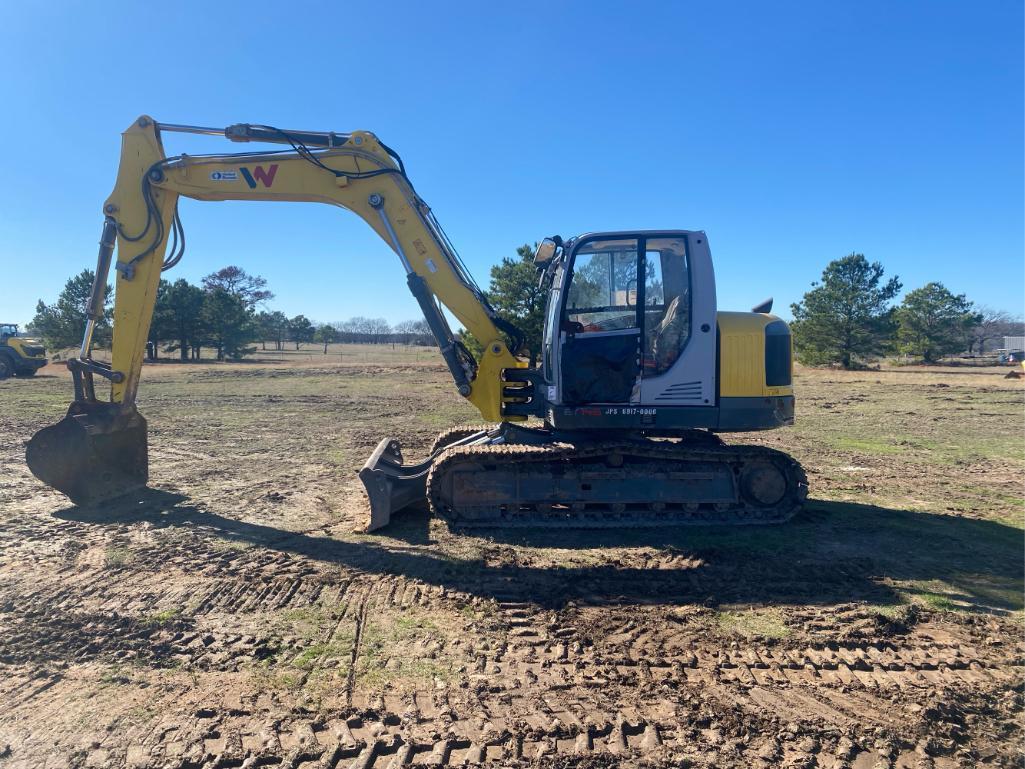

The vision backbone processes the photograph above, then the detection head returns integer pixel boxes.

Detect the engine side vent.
[655,380,704,402]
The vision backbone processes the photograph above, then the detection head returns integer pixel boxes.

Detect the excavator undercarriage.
[361,424,807,530]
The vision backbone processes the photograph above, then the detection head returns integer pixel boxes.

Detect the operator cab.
[537,231,718,416]
[0,323,18,341]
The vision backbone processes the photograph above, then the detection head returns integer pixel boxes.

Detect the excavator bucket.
[358,438,433,531]
[26,402,148,507]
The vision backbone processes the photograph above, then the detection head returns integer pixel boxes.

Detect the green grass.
[357,608,456,688]
[993,511,1025,529]
[830,436,904,455]
[912,591,959,612]
[891,576,1025,614]
[104,546,133,568]
[249,662,300,691]
[98,665,134,686]
[716,608,790,639]
[289,636,355,671]
[237,602,357,694]
[324,448,350,468]
[871,602,915,621]
[140,608,182,627]
[792,371,1024,479]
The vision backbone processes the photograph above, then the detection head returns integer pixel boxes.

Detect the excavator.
[26,117,807,530]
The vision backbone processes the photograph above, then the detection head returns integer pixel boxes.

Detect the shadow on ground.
[55,491,1024,612]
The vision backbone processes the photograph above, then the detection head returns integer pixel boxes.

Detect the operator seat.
[652,294,688,372]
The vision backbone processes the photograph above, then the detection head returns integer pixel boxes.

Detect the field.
[1,346,1022,768]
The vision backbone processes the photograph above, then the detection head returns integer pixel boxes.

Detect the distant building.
[1004,336,1025,353]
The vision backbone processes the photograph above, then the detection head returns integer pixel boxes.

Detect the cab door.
[559,237,641,405]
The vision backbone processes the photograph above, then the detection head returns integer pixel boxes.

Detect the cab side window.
[642,237,690,376]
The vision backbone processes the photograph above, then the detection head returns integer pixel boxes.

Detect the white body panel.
[638,232,717,406]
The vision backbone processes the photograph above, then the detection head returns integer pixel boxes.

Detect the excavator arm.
[105,116,520,414]
[26,116,529,514]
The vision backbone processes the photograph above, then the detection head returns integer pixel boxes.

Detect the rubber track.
[427,440,808,528]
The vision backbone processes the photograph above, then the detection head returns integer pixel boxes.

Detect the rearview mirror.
[534,238,558,265]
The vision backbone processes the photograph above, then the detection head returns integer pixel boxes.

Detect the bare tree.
[393,319,417,344]
[969,307,1024,355]
[352,316,372,343]
[368,318,391,344]
[335,318,356,343]
[411,319,433,346]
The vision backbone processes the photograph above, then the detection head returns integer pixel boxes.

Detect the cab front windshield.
[562,235,692,377]
[564,239,638,332]
[0,324,17,338]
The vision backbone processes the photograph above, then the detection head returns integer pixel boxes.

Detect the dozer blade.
[358,428,492,532]
[26,402,148,507]
[358,438,433,532]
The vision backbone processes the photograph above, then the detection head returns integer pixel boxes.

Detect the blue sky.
[1,1,1022,328]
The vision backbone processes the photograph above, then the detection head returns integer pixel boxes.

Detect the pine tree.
[314,324,338,353]
[790,254,901,368]
[257,311,290,350]
[32,270,112,350]
[896,283,980,363]
[202,288,257,360]
[202,266,274,308]
[487,244,546,366]
[288,315,316,349]
[154,279,207,360]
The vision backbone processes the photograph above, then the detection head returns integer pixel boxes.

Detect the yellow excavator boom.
[105,116,521,417]
[26,116,525,508]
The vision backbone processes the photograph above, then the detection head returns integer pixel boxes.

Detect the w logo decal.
[240,164,279,189]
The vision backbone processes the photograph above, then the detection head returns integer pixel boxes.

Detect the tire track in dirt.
[0,510,1020,767]
[39,700,1004,768]
[4,524,334,611]
[3,587,1018,768]
[345,587,373,707]
[444,600,1023,767]
[1,551,1021,767]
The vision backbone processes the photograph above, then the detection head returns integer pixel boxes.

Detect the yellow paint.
[717,311,793,398]
[99,117,520,421]
[5,337,46,361]
[105,118,178,405]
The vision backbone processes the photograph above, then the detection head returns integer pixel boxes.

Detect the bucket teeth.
[26,402,148,507]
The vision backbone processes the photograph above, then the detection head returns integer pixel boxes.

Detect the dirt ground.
[1,347,1022,768]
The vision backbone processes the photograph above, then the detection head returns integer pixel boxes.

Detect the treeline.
[31,250,1022,371]
[791,253,1023,368]
[254,313,432,351]
[31,265,434,361]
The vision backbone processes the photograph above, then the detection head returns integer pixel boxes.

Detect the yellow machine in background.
[0,323,46,379]
[26,117,806,530]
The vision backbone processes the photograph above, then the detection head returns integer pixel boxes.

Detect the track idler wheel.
[738,461,788,507]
